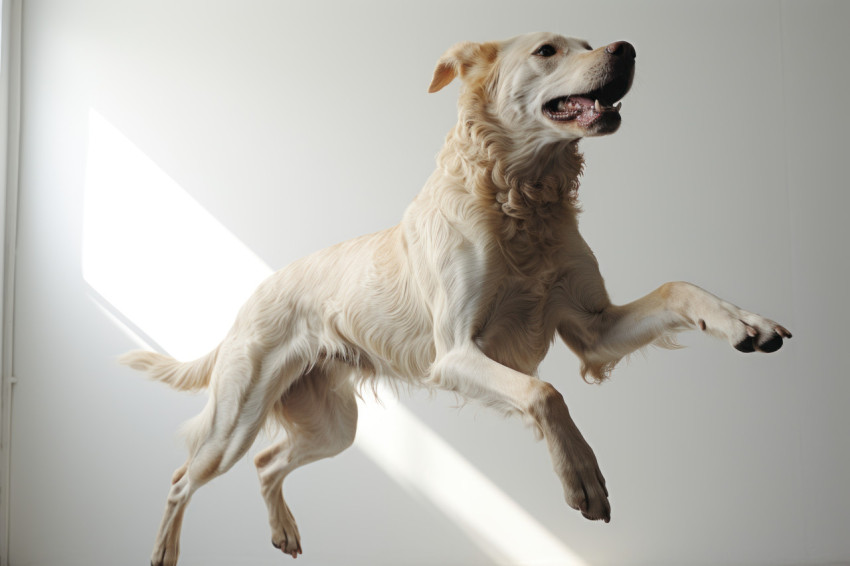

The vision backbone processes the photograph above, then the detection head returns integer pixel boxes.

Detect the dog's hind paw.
[272,525,302,559]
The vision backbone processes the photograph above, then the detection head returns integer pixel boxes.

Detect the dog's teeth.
[594,99,602,113]
[557,99,567,112]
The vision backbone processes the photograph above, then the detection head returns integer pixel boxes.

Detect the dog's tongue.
[564,96,595,118]
[569,96,594,108]
[550,96,595,121]
[565,96,596,125]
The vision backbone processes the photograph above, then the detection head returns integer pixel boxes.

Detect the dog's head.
[430,32,635,143]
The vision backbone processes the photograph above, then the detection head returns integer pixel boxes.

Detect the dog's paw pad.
[757,333,784,353]
[731,315,791,354]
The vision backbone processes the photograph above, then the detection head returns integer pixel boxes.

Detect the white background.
[6,1,850,565]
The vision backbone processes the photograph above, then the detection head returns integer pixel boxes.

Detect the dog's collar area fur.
[437,112,585,241]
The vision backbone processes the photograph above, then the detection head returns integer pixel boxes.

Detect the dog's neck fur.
[435,91,585,246]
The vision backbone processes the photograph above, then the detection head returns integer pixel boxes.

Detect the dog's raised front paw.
[731,313,792,353]
[698,305,791,354]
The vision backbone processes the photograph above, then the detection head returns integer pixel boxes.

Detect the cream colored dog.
[122,32,791,566]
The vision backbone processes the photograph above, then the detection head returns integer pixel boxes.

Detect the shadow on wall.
[81,109,589,566]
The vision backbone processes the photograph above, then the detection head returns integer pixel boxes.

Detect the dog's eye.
[534,44,557,57]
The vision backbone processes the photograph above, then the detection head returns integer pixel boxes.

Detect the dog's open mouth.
[543,96,621,126]
[543,74,632,128]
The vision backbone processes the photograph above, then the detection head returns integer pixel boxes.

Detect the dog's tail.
[119,347,220,392]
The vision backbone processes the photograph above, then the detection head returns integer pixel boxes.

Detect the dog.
[121,32,792,566]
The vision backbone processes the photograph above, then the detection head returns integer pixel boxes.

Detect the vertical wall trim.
[0,0,22,564]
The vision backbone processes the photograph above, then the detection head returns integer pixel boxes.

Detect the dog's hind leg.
[254,366,358,558]
[150,345,305,566]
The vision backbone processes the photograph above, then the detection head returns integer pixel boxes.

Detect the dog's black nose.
[605,41,636,59]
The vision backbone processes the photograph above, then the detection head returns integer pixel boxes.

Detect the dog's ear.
[428,41,497,93]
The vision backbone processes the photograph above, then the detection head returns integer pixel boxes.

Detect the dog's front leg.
[431,344,611,522]
[562,281,792,380]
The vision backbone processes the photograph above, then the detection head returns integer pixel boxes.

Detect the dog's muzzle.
[543,41,636,131]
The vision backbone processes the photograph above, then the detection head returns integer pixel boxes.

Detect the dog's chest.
[473,262,562,373]
[472,223,604,373]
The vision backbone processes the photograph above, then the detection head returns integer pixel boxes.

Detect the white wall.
[7,1,850,565]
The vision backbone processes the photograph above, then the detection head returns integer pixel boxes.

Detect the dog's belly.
[345,285,436,380]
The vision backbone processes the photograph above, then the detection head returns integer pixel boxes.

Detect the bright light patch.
[82,110,270,360]
[357,388,589,566]
[83,110,588,566]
